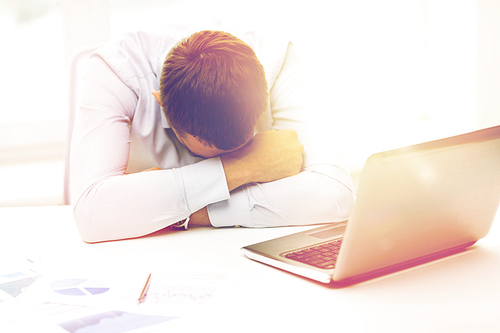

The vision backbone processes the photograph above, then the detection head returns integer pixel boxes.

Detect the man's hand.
[221,129,304,191]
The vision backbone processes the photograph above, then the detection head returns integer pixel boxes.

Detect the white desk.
[1,205,500,332]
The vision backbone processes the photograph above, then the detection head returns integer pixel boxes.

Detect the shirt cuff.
[178,157,230,214]
[207,187,253,228]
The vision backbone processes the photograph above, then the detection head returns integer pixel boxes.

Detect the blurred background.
[0,0,499,207]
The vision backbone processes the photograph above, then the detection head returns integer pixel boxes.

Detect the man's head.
[157,30,268,156]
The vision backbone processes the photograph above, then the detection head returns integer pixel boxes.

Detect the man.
[71,28,354,243]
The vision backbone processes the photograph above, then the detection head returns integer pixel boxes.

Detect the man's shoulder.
[252,32,291,84]
[94,31,177,82]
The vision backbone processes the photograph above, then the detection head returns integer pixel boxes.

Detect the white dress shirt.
[70,29,354,242]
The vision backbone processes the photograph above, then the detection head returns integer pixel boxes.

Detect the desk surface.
[1,205,500,332]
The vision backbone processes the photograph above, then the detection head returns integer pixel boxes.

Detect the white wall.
[61,0,111,63]
[1,0,496,206]
[477,0,500,128]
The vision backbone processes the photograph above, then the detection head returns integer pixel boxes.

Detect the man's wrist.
[220,153,250,192]
[188,207,212,227]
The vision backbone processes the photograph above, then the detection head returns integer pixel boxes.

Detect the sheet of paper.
[2,253,242,332]
[15,269,149,309]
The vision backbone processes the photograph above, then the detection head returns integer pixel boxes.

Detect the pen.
[137,273,152,304]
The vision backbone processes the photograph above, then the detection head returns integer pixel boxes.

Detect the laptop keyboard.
[284,238,343,270]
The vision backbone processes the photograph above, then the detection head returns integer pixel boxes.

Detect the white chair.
[63,44,102,205]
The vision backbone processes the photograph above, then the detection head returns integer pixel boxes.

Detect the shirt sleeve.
[208,42,355,228]
[70,55,230,242]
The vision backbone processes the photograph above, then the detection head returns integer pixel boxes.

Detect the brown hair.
[159,30,268,150]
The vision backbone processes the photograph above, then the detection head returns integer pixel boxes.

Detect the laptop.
[242,125,500,285]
